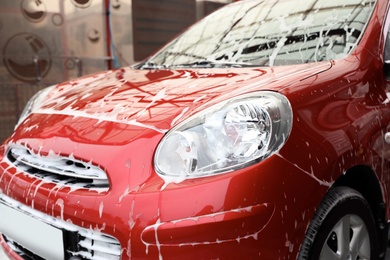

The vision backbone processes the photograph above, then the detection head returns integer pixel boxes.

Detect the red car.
[1,0,390,259]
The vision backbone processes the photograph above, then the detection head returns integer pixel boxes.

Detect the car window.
[144,0,376,68]
[383,6,390,78]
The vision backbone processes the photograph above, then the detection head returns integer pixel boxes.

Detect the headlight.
[154,91,293,181]
[16,86,55,128]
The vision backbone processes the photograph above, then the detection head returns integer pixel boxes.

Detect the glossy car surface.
[1,0,390,259]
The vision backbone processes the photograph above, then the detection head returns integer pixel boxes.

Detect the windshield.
[142,0,376,69]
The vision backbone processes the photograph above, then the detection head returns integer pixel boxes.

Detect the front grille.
[7,146,109,190]
[0,195,121,260]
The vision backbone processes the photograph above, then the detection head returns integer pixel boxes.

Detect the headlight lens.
[16,86,54,128]
[154,91,292,180]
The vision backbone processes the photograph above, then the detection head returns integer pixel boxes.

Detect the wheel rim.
[319,214,371,260]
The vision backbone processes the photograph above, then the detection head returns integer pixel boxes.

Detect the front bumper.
[0,141,326,259]
[0,193,277,260]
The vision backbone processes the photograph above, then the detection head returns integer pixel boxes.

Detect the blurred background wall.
[0,0,232,143]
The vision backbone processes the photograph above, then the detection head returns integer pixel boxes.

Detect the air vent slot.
[7,146,109,190]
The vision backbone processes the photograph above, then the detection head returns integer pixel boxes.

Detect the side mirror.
[385,60,390,79]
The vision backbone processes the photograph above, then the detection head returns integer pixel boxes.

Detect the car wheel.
[298,186,379,259]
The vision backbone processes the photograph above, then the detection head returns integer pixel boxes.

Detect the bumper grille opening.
[7,146,109,190]
[73,231,122,260]
[3,231,122,260]
[0,194,122,260]
[3,235,44,260]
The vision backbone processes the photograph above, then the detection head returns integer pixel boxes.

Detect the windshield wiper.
[138,60,167,70]
[137,59,252,70]
[168,60,251,68]
[169,60,216,68]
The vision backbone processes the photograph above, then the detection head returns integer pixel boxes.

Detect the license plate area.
[0,202,65,260]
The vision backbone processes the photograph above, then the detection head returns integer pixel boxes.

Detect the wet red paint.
[1,0,390,259]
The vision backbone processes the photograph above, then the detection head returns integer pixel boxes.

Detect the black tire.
[298,186,380,259]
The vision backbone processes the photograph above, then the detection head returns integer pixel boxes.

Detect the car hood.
[32,62,332,133]
[5,62,331,192]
